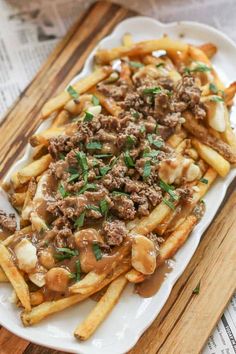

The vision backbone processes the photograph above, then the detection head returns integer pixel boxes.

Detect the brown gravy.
[136,260,174,298]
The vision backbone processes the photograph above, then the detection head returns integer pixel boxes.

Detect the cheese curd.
[14,238,37,273]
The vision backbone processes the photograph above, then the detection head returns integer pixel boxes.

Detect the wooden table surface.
[0,2,236,353]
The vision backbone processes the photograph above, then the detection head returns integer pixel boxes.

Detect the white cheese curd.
[14,238,37,273]
[86,104,102,117]
[131,234,156,275]
[29,268,46,288]
[207,98,226,132]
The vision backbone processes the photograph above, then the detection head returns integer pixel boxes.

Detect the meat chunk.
[111,195,136,220]
[103,219,127,246]
[0,210,17,232]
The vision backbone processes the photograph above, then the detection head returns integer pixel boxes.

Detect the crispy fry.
[221,108,236,148]
[95,38,188,64]
[167,129,187,148]
[0,267,8,282]
[11,154,52,188]
[31,145,48,160]
[21,262,130,326]
[125,268,145,283]
[120,60,132,85]
[183,111,236,163]
[224,82,236,107]
[21,178,37,220]
[198,43,217,59]
[0,244,31,311]
[30,127,65,147]
[74,275,127,340]
[9,192,26,208]
[122,33,133,47]
[41,67,112,118]
[192,138,230,177]
[90,90,122,116]
[51,110,70,127]
[2,226,32,247]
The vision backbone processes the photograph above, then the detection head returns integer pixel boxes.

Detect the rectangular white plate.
[0,16,236,354]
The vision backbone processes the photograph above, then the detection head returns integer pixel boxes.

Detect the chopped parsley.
[200,177,208,184]
[67,85,79,99]
[67,173,80,183]
[100,199,109,218]
[77,183,97,195]
[124,150,135,168]
[210,96,224,102]
[58,183,69,198]
[99,165,112,176]
[86,141,103,150]
[159,180,179,201]
[163,197,175,210]
[140,124,146,133]
[143,87,162,95]
[74,212,85,228]
[94,154,112,159]
[209,83,218,94]
[129,61,144,68]
[84,111,94,122]
[59,152,65,160]
[92,95,100,106]
[192,281,201,295]
[143,160,151,180]
[132,111,140,119]
[184,63,211,74]
[142,150,160,158]
[112,190,130,197]
[54,247,79,261]
[156,63,165,68]
[92,243,102,260]
[86,205,101,213]
[147,134,164,149]
[76,151,88,182]
[126,135,136,148]
[75,259,81,281]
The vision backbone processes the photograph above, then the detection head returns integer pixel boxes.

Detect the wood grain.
[0,1,236,354]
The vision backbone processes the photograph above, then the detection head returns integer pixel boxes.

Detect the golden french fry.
[224,82,236,107]
[11,154,52,188]
[3,226,32,247]
[74,275,127,341]
[30,127,65,147]
[192,138,230,177]
[0,244,31,311]
[125,268,145,283]
[0,267,8,282]
[21,262,130,326]
[198,43,217,59]
[167,129,187,148]
[32,145,48,160]
[21,178,37,220]
[183,111,236,163]
[221,108,236,148]
[9,192,26,208]
[120,61,132,85]
[51,110,70,127]
[41,66,112,118]
[91,90,122,117]
[95,38,188,64]
[122,33,133,47]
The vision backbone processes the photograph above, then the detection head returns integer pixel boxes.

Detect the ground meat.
[111,195,136,220]
[159,112,181,128]
[154,91,169,118]
[176,186,193,202]
[103,219,127,246]
[50,160,69,180]
[192,103,206,120]
[97,79,128,100]
[123,92,144,111]
[48,136,71,160]
[0,210,17,232]
[157,77,174,90]
[174,75,201,107]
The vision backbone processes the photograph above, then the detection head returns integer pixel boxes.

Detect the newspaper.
[0,0,235,353]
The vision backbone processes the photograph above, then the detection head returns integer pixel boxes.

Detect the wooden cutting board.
[0,2,236,353]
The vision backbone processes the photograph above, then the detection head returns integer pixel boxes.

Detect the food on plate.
[0,33,236,341]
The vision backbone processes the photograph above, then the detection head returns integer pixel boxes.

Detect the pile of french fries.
[0,32,236,342]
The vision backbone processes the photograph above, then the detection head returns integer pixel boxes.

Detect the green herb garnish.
[92,243,102,261]
[76,151,88,182]
[54,247,78,261]
[100,199,109,218]
[143,87,162,95]
[184,63,211,74]
[192,281,201,295]
[163,197,175,210]
[143,160,151,180]
[94,154,112,159]
[77,183,97,195]
[140,125,146,133]
[59,152,65,160]
[126,135,136,148]
[210,96,224,102]
[99,165,111,176]
[147,134,163,149]
[67,85,79,99]
[74,212,85,228]
[129,61,144,68]
[209,83,218,94]
[124,150,135,168]
[112,191,130,197]
[67,173,80,183]
[92,95,100,106]
[75,259,81,281]
[156,63,165,68]
[200,178,208,184]
[86,205,101,213]
[142,150,160,158]
[58,183,69,198]
[132,111,140,119]
[84,111,94,122]
[159,180,179,201]
[86,141,102,150]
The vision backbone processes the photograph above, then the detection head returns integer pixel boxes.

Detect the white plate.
[0,16,236,354]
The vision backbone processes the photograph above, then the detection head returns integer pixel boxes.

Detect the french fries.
[95,37,188,64]
[198,43,217,59]
[74,275,127,340]
[0,267,8,282]
[11,154,52,188]
[0,244,31,311]
[41,66,112,118]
